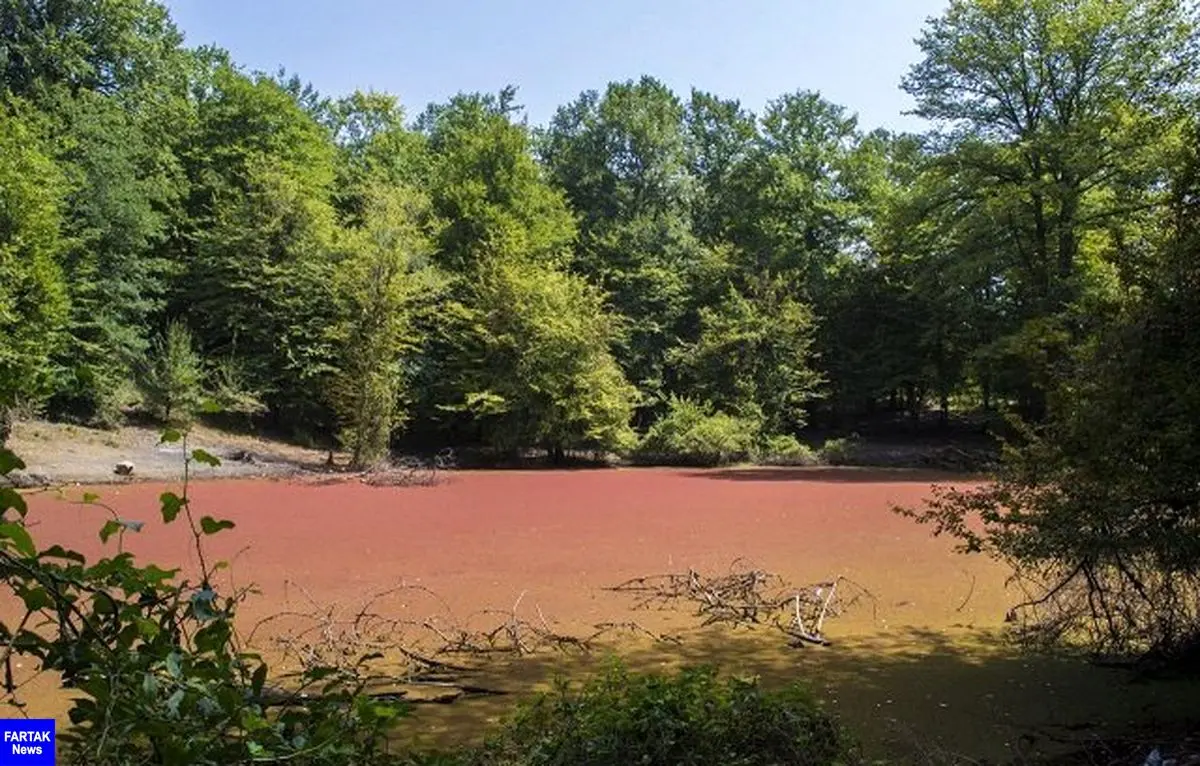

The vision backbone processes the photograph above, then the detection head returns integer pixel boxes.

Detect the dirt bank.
[4,420,328,485]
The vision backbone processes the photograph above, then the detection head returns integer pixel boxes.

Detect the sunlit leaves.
[190,449,221,468]
[0,521,36,557]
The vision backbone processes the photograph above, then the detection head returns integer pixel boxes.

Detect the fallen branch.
[607,563,877,648]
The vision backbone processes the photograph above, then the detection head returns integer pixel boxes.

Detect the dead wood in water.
[605,559,877,647]
[246,582,681,708]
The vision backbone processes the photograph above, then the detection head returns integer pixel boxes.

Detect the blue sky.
[163,0,948,132]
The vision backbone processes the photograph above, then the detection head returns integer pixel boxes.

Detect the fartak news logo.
[0,720,54,765]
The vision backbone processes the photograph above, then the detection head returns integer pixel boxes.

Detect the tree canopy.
[3,3,1200,652]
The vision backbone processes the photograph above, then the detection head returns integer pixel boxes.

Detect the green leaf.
[191,448,221,467]
[200,516,235,535]
[81,492,100,504]
[0,488,28,518]
[0,448,26,475]
[194,617,231,650]
[135,617,161,640]
[40,545,85,563]
[160,492,186,523]
[198,398,223,415]
[165,652,183,679]
[165,689,185,717]
[99,519,122,544]
[247,741,269,759]
[19,587,52,611]
[0,522,36,557]
[142,564,179,583]
[159,429,183,444]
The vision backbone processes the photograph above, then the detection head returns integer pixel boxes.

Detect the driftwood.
[246,582,680,707]
[605,559,876,647]
[298,448,458,487]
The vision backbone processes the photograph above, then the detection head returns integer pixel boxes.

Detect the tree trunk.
[0,407,12,447]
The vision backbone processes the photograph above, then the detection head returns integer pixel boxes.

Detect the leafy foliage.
[439,260,636,457]
[453,663,854,766]
[760,434,819,467]
[634,396,761,467]
[0,438,408,765]
[137,321,204,425]
[889,0,1200,661]
[0,103,68,430]
[329,183,439,467]
[174,65,341,436]
[673,279,821,434]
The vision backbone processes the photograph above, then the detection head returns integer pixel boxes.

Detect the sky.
[163,0,949,132]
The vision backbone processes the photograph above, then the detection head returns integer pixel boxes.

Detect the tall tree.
[329,184,439,467]
[2,0,194,423]
[413,90,635,453]
[541,77,710,410]
[327,90,429,221]
[442,260,637,458]
[903,0,1200,416]
[0,104,68,441]
[671,277,821,434]
[174,65,341,437]
[422,89,576,272]
[720,91,861,294]
[906,128,1200,656]
[683,90,759,244]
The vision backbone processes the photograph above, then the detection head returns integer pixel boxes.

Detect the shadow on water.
[686,467,974,484]
[397,626,1200,765]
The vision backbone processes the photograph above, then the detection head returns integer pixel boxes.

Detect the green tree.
[137,320,203,425]
[327,90,429,221]
[906,203,1200,656]
[174,65,341,437]
[903,0,1200,417]
[443,260,636,458]
[673,279,821,434]
[683,90,760,244]
[422,89,576,272]
[0,0,187,100]
[719,91,861,293]
[541,78,710,410]
[815,131,986,426]
[3,0,194,424]
[0,104,68,441]
[330,184,439,468]
[412,90,633,453]
[49,88,190,423]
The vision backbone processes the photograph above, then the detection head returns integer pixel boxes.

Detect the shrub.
[820,436,860,466]
[760,434,819,466]
[634,396,760,467]
[455,663,854,766]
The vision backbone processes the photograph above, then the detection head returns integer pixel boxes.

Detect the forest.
[5,0,1194,465]
[2,0,1200,762]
